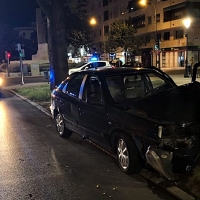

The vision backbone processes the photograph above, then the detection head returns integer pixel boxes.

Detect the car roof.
[88,60,109,63]
[69,66,176,85]
[72,66,156,75]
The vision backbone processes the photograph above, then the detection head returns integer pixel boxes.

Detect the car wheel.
[116,133,141,174]
[55,113,72,138]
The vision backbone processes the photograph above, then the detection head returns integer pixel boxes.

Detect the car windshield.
[105,72,175,103]
[74,62,87,68]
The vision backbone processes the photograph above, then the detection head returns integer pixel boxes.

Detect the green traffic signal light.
[154,40,160,51]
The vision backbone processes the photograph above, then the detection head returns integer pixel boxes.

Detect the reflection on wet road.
[0,90,178,200]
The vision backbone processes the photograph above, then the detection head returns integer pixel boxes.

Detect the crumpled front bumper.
[146,147,174,180]
[146,143,200,180]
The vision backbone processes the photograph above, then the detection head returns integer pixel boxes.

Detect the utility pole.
[5,51,10,77]
[15,43,24,85]
[19,50,24,85]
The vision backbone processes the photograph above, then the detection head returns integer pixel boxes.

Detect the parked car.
[122,61,144,67]
[50,66,200,180]
[69,60,111,75]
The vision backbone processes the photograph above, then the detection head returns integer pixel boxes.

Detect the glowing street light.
[89,17,106,59]
[183,17,191,78]
[139,0,147,6]
[183,17,191,29]
[89,17,97,26]
[139,0,160,69]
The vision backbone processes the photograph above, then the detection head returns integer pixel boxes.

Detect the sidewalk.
[4,82,47,90]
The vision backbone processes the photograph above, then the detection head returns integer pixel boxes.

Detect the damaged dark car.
[50,64,200,180]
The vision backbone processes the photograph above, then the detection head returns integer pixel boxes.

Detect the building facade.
[86,0,200,68]
[13,25,36,40]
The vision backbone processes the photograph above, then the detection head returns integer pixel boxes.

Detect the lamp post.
[139,0,160,69]
[183,17,191,78]
[89,17,106,60]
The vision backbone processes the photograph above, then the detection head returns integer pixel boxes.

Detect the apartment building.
[87,0,200,68]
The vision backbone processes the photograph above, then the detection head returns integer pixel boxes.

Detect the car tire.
[55,113,72,138]
[116,133,142,174]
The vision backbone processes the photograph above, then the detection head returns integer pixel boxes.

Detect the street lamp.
[139,0,160,69]
[183,17,191,78]
[89,17,106,60]
[89,17,97,26]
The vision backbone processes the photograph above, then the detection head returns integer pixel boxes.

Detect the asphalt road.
[0,90,178,200]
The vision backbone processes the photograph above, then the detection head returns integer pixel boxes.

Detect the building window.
[127,0,142,13]
[148,16,152,24]
[176,30,184,39]
[104,10,109,21]
[157,33,161,40]
[156,14,160,22]
[131,15,145,29]
[164,32,170,40]
[103,0,108,7]
[145,35,150,43]
[164,3,186,22]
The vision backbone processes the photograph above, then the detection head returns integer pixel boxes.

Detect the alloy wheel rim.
[117,139,129,170]
[56,114,64,135]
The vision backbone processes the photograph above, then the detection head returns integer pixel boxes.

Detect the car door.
[78,75,109,147]
[59,73,86,131]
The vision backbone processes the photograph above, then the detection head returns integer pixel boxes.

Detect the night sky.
[0,0,39,27]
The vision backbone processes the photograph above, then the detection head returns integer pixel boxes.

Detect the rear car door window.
[82,76,103,104]
[64,74,85,98]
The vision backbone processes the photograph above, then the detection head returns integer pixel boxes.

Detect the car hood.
[126,82,200,124]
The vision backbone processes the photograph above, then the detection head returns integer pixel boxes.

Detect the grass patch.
[15,84,51,102]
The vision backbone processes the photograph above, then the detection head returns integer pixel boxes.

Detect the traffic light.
[7,52,11,58]
[19,50,23,58]
[19,49,25,58]
[154,40,160,51]
[15,43,21,51]
[5,51,11,60]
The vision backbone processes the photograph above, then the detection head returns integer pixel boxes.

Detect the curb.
[141,170,196,200]
[9,89,52,118]
[8,89,197,200]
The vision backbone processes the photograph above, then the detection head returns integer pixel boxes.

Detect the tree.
[65,3,92,56]
[104,19,144,62]
[0,24,15,62]
[36,0,68,88]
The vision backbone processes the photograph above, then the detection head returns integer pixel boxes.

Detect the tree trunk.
[47,18,55,90]
[48,0,68,86]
